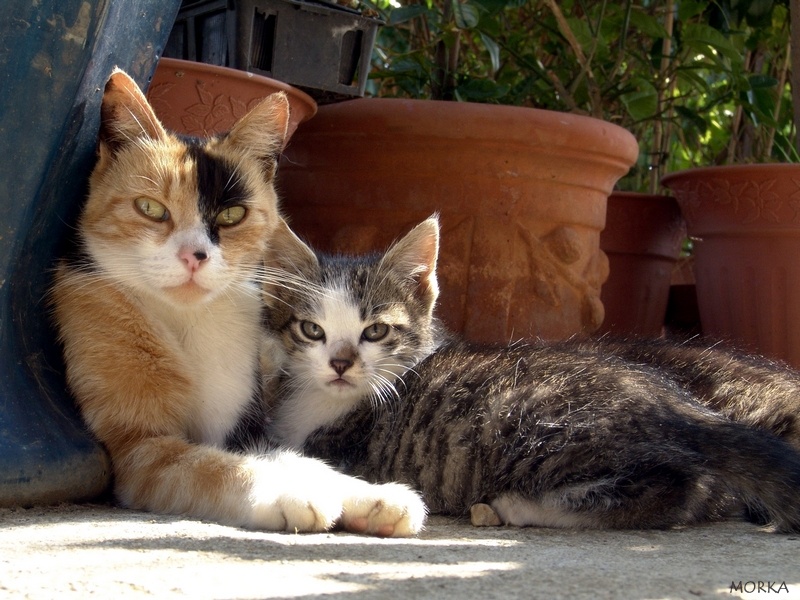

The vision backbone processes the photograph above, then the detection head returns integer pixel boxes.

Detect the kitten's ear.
[262,219,319,317]
[264,219,319,281]
[382,217,440,310]
[218,92,289,173]
[99,68,167,155]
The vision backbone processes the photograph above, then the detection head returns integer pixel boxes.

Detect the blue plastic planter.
[0,0,181,506]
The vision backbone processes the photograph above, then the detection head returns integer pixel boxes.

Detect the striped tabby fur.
[263,217,800,532]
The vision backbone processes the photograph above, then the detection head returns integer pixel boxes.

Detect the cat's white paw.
[248,476,345,532]
[246,453,344,532]
[340,481,427,537]
[250,490,343,533]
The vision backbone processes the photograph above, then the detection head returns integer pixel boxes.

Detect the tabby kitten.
[263,217,800,532]
[50,69,425,536]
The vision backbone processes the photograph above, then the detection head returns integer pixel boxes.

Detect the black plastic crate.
[233,0,380,99]
[164,0,381,101]
[164,0,234,66]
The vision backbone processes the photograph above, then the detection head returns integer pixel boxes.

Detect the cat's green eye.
[362,323,390,342]
[134,197,169,222]
[216,206,247,227]
[300,320,325,341]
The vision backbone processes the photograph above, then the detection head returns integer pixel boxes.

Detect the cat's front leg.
[246,452,350,532]
[248,451,426,536]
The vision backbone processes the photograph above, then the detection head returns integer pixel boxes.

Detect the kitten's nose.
[179,248,209,272]
[330,358,353,376]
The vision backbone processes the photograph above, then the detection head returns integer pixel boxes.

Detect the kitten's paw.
[340,482,427,537]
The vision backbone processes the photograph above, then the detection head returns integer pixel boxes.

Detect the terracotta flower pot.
[277,98,638,343]
[598,192,686,336]
[146,58,317,140]
[662,164,800,367]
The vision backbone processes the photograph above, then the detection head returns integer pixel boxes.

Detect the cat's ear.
[263,218,319,287]
[262,219,319,320]
[99,68,167,156]
[382,217,440,310]
[217,92,289,175]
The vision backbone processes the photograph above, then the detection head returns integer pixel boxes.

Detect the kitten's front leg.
[250,451,426,536]
[339,480,427,537]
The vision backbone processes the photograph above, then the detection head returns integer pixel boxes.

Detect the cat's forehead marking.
[377,304,412,329]
[319,284,364,343]
[181,142,249,243]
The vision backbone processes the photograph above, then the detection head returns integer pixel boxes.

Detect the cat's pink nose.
[179,248,209,272]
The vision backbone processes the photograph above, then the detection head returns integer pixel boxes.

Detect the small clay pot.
[599,192,686,337]
[146,58,317,140]
[663,164,800,367]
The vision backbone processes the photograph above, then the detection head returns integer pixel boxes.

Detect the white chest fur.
[144,284,262,447]
[272,387,361,449]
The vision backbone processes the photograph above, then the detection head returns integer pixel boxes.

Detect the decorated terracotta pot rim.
[661,163,800,233]
[662,163,800,186]
[148,58,317,139]
[154,58,317,121]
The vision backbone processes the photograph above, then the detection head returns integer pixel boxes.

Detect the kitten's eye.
[134,197,169,222]
[362,323,390,342]
[216,206,247,226]
[300,320,325,341]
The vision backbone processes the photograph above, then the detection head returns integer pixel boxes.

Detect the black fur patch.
[185,143,249,244]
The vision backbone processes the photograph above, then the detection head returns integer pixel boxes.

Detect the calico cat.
[262,216,800,532]
[49,68,425,536]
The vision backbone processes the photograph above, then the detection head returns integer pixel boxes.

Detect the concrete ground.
[1,503,798,599]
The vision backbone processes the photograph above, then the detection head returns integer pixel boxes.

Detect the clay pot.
[277,98,639,343]
[662,164,800,367]
[598,192,686,336]
[146,58,317,140]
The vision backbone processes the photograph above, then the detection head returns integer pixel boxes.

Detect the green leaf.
[565,16,594,51]
[746,86,778,126]
[772,131,800,162]
[387,4,429,26]
[453,0,480,29]
[677,0,706,21]
[479,32,501,74]
[455,78,508,101]
[469,0,516,14]
[674,67,712,95]
[619,82,658,121]
[386,57,425,76]
[681,23,742,62]
[627,9,670,39]
[748,74,779,89]
[742,0,776,27]
[674,106,708,135]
